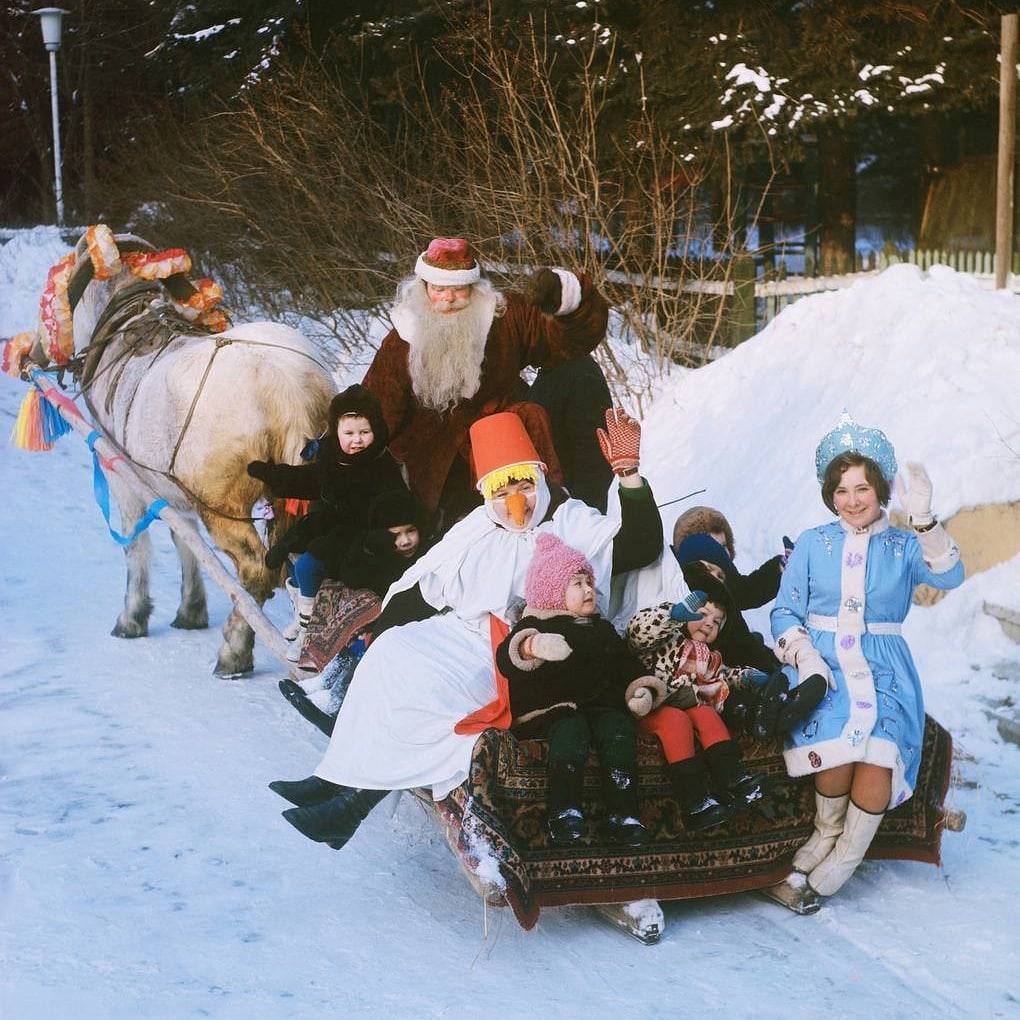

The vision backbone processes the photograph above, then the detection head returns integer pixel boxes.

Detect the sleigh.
[415,715,960,943]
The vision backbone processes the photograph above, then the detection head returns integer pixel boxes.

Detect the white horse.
[22,231,336,675]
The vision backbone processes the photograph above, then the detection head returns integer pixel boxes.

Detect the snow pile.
[0,226,70,336]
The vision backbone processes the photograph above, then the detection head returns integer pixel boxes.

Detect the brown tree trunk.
[817,120,857,275]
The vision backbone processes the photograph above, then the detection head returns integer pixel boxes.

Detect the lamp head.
[33,8,68,52]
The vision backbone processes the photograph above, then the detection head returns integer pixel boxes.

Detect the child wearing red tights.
[625,593,765,831]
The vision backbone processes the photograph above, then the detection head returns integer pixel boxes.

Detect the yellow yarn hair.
[479,462,539,500]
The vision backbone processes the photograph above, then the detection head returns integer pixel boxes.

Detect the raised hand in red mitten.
[595,407,641,475]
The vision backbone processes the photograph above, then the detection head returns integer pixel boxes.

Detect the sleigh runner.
[415,715,957,937]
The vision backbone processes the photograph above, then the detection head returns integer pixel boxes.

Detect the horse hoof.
[111,618,148,638]
[171,611,209,630]
[214,659,254,679]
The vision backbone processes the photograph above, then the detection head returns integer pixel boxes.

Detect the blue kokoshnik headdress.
[814,411,898,483]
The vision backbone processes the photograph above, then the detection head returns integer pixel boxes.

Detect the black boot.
[668,757,734,832]
[281,787,388,850]
[704,739,766,807]
[600,764,650,846]
[269,774,341,807]
[777,674,828,733]
[723,684,759,734]
[546,760,587,845]
[279,679,335,736]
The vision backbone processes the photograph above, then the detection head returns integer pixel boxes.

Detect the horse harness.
[61,262,333,523]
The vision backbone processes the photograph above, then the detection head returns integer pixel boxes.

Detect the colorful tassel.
[40,388,72,445]
[10,385,72,451]
[12,388,46,450]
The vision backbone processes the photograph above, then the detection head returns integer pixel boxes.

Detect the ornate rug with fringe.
[431,715,953,930]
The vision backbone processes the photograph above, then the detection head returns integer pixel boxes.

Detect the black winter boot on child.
[668,757,734,832]
[547,760,587,845]
[269,774,342,807]
[600,765,650,847]
[281,787,388,850]
[704,739,766,808]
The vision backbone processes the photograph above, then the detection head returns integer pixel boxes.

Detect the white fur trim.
[414,253,481,286]
[507,628,542,671]
[514,701,578,726]
[916,523,959,573]
[832,526,879,761]
[552,268,582,315]
[774,623,812,669]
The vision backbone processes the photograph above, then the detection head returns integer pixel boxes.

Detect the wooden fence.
[742,247,1020,341]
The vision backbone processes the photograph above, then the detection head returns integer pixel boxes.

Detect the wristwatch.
[912,518,938,533]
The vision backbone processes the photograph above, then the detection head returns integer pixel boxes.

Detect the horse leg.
[169,530,209,629]
[203,516,277,677]
[110,490,154,638]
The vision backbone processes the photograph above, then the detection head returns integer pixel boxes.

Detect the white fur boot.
[285,593,316,662]
[793,792,851,874]
[281,578,303,641]
[808,802,885,897]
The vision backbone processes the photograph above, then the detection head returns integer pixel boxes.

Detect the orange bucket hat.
[469,412,547,499]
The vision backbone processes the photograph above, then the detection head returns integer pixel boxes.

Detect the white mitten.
[528,632,572,662]
[625,676,667,716]
[796,647,837,692]
[776,626,836,691]
[894,462,934,527]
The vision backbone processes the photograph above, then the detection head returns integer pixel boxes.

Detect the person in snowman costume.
[269,408,669,850]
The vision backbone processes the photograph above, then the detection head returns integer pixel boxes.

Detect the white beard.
[390,277,505,413]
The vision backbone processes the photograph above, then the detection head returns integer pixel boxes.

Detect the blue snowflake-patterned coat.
[771,515,963,808]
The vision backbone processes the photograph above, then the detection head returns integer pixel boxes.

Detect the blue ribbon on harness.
[86,430,168,546]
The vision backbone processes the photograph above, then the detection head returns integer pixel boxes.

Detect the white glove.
[894,462,934,527]
[796,646,837,692]
[528,632,572,662]
[776,625,836,691]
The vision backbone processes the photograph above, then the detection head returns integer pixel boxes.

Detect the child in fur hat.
[625,592,768,831]
[672,505,789,610]
[247,384,411,657]
[495,532,658,847]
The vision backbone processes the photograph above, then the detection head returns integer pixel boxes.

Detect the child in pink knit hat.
[495,532,658,847]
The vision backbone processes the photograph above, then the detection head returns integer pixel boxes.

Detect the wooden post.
[729,251,757,346]
[27,371,298,675]
[996,14,1018,289]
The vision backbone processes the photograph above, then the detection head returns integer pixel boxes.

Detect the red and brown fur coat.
[361,274,608,514]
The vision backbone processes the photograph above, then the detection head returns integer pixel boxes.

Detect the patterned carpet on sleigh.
[432,716,953,930]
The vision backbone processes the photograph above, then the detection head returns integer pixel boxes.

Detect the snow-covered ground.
[2,228,1019,1019]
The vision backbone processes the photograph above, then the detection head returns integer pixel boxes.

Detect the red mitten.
[595,407,641,475]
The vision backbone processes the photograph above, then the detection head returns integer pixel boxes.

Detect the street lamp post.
[33,7,69,226]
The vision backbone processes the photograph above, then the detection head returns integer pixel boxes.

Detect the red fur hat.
[414,237,481,286]
[523,532,594,611]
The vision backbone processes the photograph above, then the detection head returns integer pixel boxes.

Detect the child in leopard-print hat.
[624,592,766,832]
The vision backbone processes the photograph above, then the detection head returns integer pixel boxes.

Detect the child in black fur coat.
[495,532,658,847]
[247,383,409,657]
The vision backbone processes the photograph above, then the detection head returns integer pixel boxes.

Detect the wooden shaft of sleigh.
[29,372,297,673]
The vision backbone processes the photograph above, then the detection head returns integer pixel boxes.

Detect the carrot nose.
[505,491,528,526]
